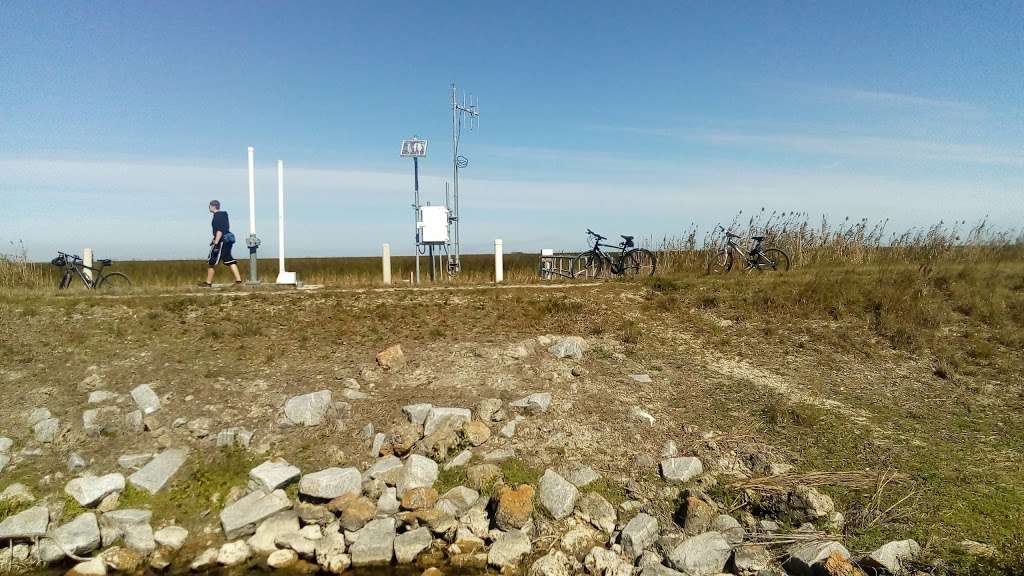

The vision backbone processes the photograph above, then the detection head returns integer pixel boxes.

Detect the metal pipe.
[414,155,420,284]
[277,160,285,276]
[246,146,259,284]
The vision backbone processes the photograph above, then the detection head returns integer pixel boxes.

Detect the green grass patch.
[499,459,541,488]
[584,477,628,506]
[0,498,32,523]
[434,466,470,497]
[130,447,257,523]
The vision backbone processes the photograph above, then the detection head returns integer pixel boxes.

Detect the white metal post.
[382,243,392,285]
[83,248,94,283]
[275,160,296,285]
[494,239,503,283]
[248,147,256,235]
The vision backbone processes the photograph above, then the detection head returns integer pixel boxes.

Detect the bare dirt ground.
[1,276,1022,573]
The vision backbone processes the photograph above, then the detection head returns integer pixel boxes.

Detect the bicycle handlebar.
[586,229,607,241]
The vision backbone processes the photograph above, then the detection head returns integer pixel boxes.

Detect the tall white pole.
[277,160,285,276]
[494,239,504,284]
[382,243,392,285]
[248,147,256,235]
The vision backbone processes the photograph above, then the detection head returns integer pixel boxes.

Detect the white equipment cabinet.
[419,205,450,244]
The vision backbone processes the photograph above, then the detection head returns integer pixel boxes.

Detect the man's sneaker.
[198,282,212,288]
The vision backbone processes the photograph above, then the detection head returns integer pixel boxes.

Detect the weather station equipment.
[448,83,480,276]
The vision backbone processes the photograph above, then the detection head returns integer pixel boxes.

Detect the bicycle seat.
[621,235,634,242]
[751,236,764,242]
[99,259,112,266]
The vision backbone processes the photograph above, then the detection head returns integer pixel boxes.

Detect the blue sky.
[1,1,1021,259]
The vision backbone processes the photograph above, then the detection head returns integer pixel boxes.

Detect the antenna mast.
[449,82,479,276]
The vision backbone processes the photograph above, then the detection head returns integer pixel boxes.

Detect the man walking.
[202,200,243,287]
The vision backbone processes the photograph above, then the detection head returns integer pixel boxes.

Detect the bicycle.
[574,229,657,278]
[706,227,790,274]
[51,251,132,290]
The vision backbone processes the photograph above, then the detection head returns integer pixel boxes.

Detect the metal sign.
[400,139,427,157]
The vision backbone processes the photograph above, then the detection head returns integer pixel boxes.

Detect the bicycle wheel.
[59,270,73,290]
[622,249,656,277]
[755,248,790,272]
[573,251,603,279]
[97,272,132,290]
[706,250,733,274]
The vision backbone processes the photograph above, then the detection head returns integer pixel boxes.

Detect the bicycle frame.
[58,253,105,289]
[722,235,769,270]
[588,236,631,273]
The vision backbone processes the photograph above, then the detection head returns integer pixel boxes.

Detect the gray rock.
[299,467,362,500]
[866,539,921,575]
[117,453,152,470]
[38,513,101,563]
[576,492,617,533]
[65,473,126,507]
[370,432,387,456]
[376,487,400,516]
[402,403,433,425]
[788,485,836,522]
[69,557,107,576]
[394,526,432,563]
[220,489,291,539]
[365,455,403,479]
[549,336,586,359]
[350,517,396,566]
[217,540,251,566]
[124,410,144,433]
[583,546,632,576]
[0,505,48,540]
[710,514,744,544]
[128,448,187,494]
[246,510,300,554]
[539,469,579,520]
[88,390,119,404]
[0,437,12,453]
[154,525,188,550]
[190,548,219,571]
[660,457,703,482]
[33,417,60,443]
[267,548,299,568]
[440,486,480,516]
[661,440,679,458]
[123,523,156,555]
[733,544,771,573]
[423,406,472,436]
[0,454,9,474]
[640,565,686,576]
[488,529,532,568]
[666,531,732,576]
[0,483,33,503]
[27,407,52,427]
[216,427,254,448]
[275,531,318,558]
[622,513,659,559]
[476,398,503,422]
[559,463,601,487]
[284,390,333,426]
[315,531,350,572]
[631,406,656,426]
[784,540,850,576]
[250,458,301,491]
[68,452,87,472]
[99,509,152,547]
[499,420,518,438]
[444,449,473,470]
[529,550,575,576]
[630,374,653,383]
[83,406,121,436]
[510,392,552,413]
[396,454,438,497]
[130,384,161,415]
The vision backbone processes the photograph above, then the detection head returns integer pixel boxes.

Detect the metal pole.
[246,146,259,284]
[277,160,285,277]
[494,239,503,283]
[414,156,420,285]
[428,244,435,282]
[451,84,459,274]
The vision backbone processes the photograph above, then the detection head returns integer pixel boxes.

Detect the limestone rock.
[268,548,299,569]
[476,398,503,422]
[576,492,617,533]
[733,544,771,574]
[529,550,575,576]
[246,510,299,554]
[445,449,473,470]
[423,406,472,436]
[33,417,60,443]
[394,526,432,563]
[390,422,423,456]
[340,497,377,531]
[402,403,433,425]
[539,469,579,520]
[584,546,633,576]
[397,454,439,497]
[300,467,362,500]
[495,484,535,530]
[559,463,601,487]
[788,485,836,522]
[250,458,301,491]
[0,505,49,540]
[69,557,107,576]
[376,345,406,371]
[349,517,396,566]
[622,513,659,559]
[488,530,532,568]
[65,473,126,507]
[440,486,479,516]
[549,336,587,359]
[0,483,34,504]
[130,384,161,415]
[401,486,438,510]
[98,508,151,547]
[284,390,333,426]
[315,531,350,573]
[866,539,921,575]
[666,531,732,576]
[220,489,291,539]
[128,448,187,494]
[510,392,553,413]
[38,512,101,563]
[467,463,502,490]
[217,540,252,566]
[660,457,703,482]
[679,494,717,535]
[784,540,850,576]
[216,427,254,449]
[710,514,744,544]
[463,420,491,446]
[83,406,122,436]
[154,525,188,550]
[189,548,218,571]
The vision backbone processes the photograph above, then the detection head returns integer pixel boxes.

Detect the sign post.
[401,138,427,284]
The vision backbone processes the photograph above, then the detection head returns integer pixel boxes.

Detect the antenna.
[449,82,481,276]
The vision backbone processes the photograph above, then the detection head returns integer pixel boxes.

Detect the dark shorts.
[208,242,237,267]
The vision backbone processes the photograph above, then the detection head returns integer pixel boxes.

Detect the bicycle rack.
[537,249,594,280]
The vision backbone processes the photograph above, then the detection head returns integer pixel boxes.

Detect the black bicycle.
[707,228,790,274]
[574,229,657,278]
[51,251,132,290]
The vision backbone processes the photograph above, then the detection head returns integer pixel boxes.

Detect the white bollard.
[494,239,504,284]
[275,160,297,285]
[83,248,94,282]
[382,243,392,285]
